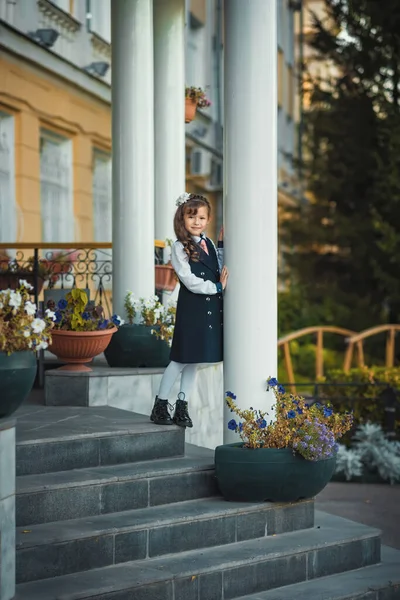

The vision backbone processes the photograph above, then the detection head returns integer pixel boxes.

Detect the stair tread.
[16,497,313,548]
[16,449,214,494]
[235,546,400,600]
[16,405,178,445]
[15,513,381,600]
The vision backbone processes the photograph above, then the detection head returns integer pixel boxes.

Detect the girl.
[150,192,229,428]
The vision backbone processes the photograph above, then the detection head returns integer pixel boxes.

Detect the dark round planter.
[214,444,337,502]
[104,324,171,368]
[0,351,37,418]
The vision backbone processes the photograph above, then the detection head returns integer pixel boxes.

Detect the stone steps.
[235,546,400,600]
[14,512,382,600]
[15,405,184,476]
[14,405,400,599]
[16,497,314,583]
[16,452,218,526]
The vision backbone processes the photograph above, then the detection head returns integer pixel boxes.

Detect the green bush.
[320,366,400,439]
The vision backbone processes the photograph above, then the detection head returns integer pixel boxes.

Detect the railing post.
[385,328,395,368]
[379,386,397,439]
[33,248,39,309]
[316,329,324,379]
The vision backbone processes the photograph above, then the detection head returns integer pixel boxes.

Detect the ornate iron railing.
[0,242,165,317]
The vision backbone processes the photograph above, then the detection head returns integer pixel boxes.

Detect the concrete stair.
[14,405,400,600]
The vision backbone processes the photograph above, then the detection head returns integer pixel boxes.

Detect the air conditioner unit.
[190,149,204,175]
[210,158,223,188]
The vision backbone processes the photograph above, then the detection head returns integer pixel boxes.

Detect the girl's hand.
[220,266,229,290]
[218,226,224,242]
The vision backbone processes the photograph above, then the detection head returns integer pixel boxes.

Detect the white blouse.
[171,236,224,295]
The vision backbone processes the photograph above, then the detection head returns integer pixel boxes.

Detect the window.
[186,15,206,88]
[92,150,111,242]
[287,65,294,118]
[0,113,16,243]
[278,50,284,107]
[88,0,111,42]
[40,130,74,243]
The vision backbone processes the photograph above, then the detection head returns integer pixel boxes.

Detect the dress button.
[206,297,210,301]
[208,311,212,315]
[201,272,205,276]
[209,325,213,329]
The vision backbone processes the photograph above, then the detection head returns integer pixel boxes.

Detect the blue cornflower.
[239,422,243,432]
[99,319,109,329]
[277,385,285,394]
[297,407,303,415]
[323,407,333,417]
[57,298,68,310]
[268,377,278,387]
[226,391,237,400]
[54,311,62,323]
[82,312,91,321]
[228,419,237,431]
[287,410,296,419]
[111,314,122,326]
[257,418,267,429]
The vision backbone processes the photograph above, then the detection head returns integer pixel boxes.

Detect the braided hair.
[174,194,211,262]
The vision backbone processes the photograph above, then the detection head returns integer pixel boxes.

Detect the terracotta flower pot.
[185,97,197,123]
[49,327,117,372]
[155,264,177,292]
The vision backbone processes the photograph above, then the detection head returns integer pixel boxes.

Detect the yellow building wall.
[0,55,111,243]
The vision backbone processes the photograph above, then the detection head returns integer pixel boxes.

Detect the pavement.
[25,387,400,550]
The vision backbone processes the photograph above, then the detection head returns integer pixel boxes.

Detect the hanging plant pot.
[215,444,337,502]
[104,324,171,368]
[49,327,117,372]
[0,273,44,294]
[185,97,197,123]
[0,351,37,418]
[155,264,177,292]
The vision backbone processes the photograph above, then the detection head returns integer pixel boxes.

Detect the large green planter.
[215,444,337,502]
[0,351,37,418]
[104,324,171,368]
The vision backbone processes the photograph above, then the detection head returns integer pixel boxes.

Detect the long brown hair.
[174,194,211,261]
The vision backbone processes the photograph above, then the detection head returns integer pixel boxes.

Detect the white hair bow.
[176,192,191,207]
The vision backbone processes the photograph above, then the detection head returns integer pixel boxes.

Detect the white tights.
[158,361,198,403]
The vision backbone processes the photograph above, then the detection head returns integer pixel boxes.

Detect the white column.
[111,0,155,316]
[223,0,278,443]
[154,0,186,253]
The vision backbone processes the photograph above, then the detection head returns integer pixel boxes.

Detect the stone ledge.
[0,418,16,433]
[44,364,224,449]
[0,420,15,600]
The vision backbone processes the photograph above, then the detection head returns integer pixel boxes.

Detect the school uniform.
[169,234,224,364]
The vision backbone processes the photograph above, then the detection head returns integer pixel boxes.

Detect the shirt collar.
[191,233,206,243]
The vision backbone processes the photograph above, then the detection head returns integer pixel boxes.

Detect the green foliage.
[282,0,400,330]
[47,290,122,332]
[321,366,400,437]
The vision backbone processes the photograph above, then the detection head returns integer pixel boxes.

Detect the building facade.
[0,0,299,247]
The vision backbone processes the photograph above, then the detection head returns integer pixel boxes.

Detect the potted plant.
[0,250,74,293]
[215,377,354,503]
[0,280,53,417]
[155,239,178,292]
[185,86,211,123]
[104,292,176,368]
[47,289,122,372]
[0,252,50,294]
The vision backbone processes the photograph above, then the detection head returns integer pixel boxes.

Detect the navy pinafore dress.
[170,237,223,364]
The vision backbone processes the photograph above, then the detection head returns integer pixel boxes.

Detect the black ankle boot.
[150,396,174,425]
[173,393,193,428]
